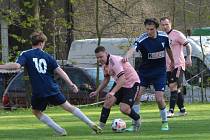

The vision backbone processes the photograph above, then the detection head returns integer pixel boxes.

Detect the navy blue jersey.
[16,48,60,97]
[132,31,170,76]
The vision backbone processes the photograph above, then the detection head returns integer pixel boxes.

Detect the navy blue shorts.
[31,93,66,111]
[140,73,166,91]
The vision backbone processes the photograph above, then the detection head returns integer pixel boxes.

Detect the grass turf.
[0,102,209,140]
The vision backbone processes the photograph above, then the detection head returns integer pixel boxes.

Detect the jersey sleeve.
[49,55,59,70]
[16,52,26,66]
[132,33,148,52]
[177,31,189,46]
[110,57,125,79]
[132,41,141,52]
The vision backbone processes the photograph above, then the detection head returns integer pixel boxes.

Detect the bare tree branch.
[102,0,131,18]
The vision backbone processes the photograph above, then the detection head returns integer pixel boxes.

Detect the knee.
[156,96,164,104]
[120,106,130,115]
[169,83,177,91]
[32,110,42,118]
[103,100,113,109]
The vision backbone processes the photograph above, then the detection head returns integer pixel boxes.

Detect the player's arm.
[108,74,125,96]
[122,47,136,62]
[185,43,192,67]
[54,67,78,93]
[96,76,110,93]
[89,75,110,98]
[166,48,175,70]
[0,63,21,70]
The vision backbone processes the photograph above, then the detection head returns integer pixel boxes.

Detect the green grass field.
[0,102,209,140]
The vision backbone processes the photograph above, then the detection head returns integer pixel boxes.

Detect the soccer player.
[123,18,174,131]
[0,31,101,135]
[90,46,141,132]
[160,17,192,117]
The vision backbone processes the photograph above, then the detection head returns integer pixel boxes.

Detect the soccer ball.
[111,118,126,132]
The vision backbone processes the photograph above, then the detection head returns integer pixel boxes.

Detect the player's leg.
[120,83,141,132]
[155,91,169,131]
[131,76,148,117]
[31,96,66,136]
[154,75,169,131]
[126,86,145,131]
[167,69,178,118]
[58,95,102,133]
[98,94,116,129]
[132,86,144,118]
[176,69,187,116]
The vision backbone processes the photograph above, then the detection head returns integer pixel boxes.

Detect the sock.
[160,107,168,123]
[177,92,185,112]
[72,108,94,127]
[131,103,140,125]
[132,103,140,114]
[39,114,64,133]
[169,91,178,113]
[128,109,140,121]
[99,107,110,124]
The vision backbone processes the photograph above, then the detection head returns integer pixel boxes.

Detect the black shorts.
[167,67,184,88]
[110,82,140,107]
[31,93,66,111]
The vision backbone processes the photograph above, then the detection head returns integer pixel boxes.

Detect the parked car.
[2,65,107,108]
[83,67,114,93]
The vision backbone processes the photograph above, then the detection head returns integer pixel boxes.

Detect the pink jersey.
[103,54,140,88]
[166,29,188,71]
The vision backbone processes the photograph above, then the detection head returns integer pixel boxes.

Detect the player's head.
[95,46,108,65]
[160,17,172,33]
[30,31,47,48]
[144,18,159,38]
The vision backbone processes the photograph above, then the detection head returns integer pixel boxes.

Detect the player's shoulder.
[172,29,185,36]
[110,54,122,61]
[109,54,122,65]
[171,29,182,34]
[135,32,149,43]
[158,31,168,37]
[19,48,37,56]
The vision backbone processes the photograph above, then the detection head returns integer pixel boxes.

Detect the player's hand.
[89,91,98,98]
[105,92,115,100]
[71,84,79,93]
[185,56,192,67]
[169,61,175,71]
[122,56,129,63]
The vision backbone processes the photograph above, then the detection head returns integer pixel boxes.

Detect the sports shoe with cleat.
[161,122,169,131]
[125,119,141,132]
[54,128,67,136]
[125,125,140,132]
[176,111,187,116]
[91,124,102,134]
[167,112,174,118]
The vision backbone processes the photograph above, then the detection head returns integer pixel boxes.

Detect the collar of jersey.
[167,29,173,35]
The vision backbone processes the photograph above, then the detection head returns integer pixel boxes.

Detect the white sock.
[72,108,94,127]
[39,114,64,133]
[160,107,168,122]
[132,104,140,114]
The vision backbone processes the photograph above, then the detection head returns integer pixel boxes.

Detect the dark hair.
[95,46,106,53]
[30,31,47,45]
[144,18,159,28]
[160,17,171,22]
